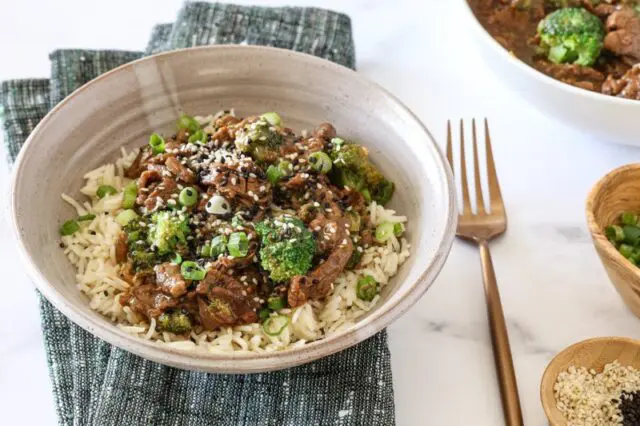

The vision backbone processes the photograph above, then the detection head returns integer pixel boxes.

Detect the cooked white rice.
[61,148,411,354]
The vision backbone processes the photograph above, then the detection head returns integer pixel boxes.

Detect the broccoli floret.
[255,216,315,282]
[537,7,604,66]
[157,310,192,333]
[234,117,283,163]
[329,141,395,205]
[147,211,189,255]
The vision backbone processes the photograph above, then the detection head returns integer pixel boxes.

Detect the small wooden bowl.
[587,164,640,318]
[541,337,640,425]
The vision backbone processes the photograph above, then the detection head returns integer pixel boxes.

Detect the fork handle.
[479,241,523,426]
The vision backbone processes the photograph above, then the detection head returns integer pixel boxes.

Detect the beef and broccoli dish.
[59,110,411,353]
[469,0,640,99]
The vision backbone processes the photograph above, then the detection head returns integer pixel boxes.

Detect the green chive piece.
[261,112,282,126]
[361,188,372,202]
[171,253,183,265]
[263,315,289,336]
[177,114,200,134]
[77,213,96,222]
[267,165,283,185]
[211,235,228,258]
[200,244,212,258]
[258,308,271,321]
[228,232,249,258]
[115,209,139,226]
[122,181,137,209]
[267,296,286,311]
[619,244,635,259]
[179,187,198,207]
[180,261,206,281]
[330,137,345,148]
[375,222,395,243]
[96,185,117,199]
[149,133,166,155]
[60,220,80,236]
[356,275,378,301]
[309,151,332,174]
[622,212,639,226]
[188,130,206,144]
[606,225,625,243]
[393,223,405,237]
[623,225,640,246]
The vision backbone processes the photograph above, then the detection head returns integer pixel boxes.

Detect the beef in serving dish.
[468,0,640,100]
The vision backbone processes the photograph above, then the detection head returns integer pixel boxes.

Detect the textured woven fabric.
[0,3,394,426]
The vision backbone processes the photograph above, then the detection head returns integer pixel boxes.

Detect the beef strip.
[534,60,606,90]
[313,123,337,141]
[195,270,260,330]
[201,162,272,208]
[154,262,189,298]
[123,283,179,318]
[603,63,640,98]
[605,6,640,65]
[288,218,353,307]
[165,156,196,183]
[138,176,178,211]
[125,146,153,178]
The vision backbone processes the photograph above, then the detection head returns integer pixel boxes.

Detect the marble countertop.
[3,0,640,424]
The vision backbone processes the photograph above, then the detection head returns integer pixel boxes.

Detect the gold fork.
[446,119,523,426]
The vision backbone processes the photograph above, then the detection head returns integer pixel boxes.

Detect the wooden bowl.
[587,164,640,319]
[540,337,640,425]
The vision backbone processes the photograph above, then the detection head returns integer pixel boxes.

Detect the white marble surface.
[2,0,640,424]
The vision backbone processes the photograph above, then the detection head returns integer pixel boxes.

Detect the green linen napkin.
[0,3,395,426]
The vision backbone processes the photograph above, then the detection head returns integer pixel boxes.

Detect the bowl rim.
[460,0,640,107]
[9,44,457,372]
[539,336,640,423]
[585,163,640,283]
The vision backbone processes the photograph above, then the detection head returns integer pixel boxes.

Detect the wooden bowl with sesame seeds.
[586,164,640,319]
[541,337,640,425]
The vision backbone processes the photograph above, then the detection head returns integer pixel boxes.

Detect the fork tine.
[472,119,485,214]
[484,119,504,208]
[446,120,453,170]
[459,120,472,214]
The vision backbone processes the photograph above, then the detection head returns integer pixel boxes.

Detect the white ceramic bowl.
[10,45,456,373]
[461,0,640,146]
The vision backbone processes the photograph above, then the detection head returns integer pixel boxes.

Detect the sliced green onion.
[77,213,96,222]
[171,253,183,265]
[181,261,206,280]
[622,212,639,226]
[188,130,206,144]
[258,308,271,321]
[122,181,137,209]
[211,235,227,257]
[200,244,212,257]
[179,187,198,207]
[261,112,282,126]
[606,225,625,243]
[356,275,378,301]
[267,296,286,311]
[620,244,635,259]
[177,114,200,133]
[393,223,405,237]
[375,222,395,243]
[623,225,640,246]
[361,188,372,203]
[60,220,80,236]
[149,133,165,155]
[96,185,117,199]
[309,151,332,173]
[263,315,289,336]
[346,249,362,270]
[228,232,249,258]
[266,165,284,185]
[345,211,361,232]
[115,209,139,226]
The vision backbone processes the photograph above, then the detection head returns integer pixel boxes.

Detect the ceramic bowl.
[10,45,456,373]
[540,337,640,425]
[587,164,640,319]
[461,1,640,146]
